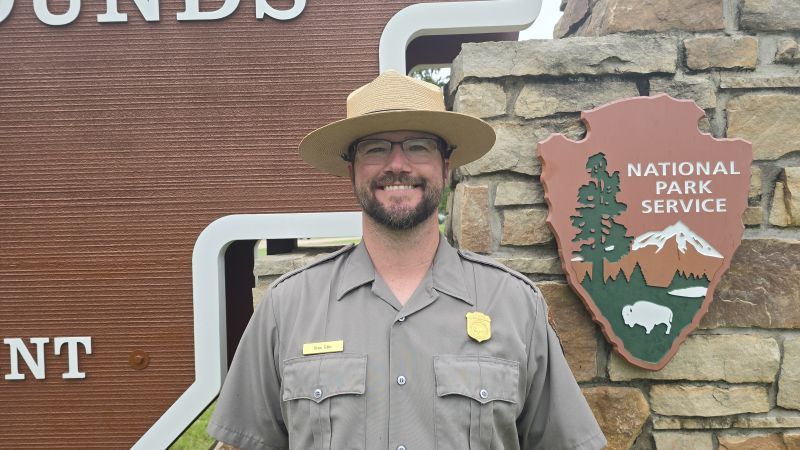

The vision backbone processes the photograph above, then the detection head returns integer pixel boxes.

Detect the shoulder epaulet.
[457,249,543,296]
[271,244,356,288]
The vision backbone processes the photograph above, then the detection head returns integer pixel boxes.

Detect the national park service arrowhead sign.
[539,95,752,370]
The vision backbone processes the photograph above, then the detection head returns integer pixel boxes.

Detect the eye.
[356,140,390,156]
[404,138,437,154]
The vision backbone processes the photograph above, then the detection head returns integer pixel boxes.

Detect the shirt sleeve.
[517,289,607,450]
[207,289,288,450]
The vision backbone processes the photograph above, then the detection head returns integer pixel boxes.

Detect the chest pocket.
[433,355,520,450]
[282,354,367,450]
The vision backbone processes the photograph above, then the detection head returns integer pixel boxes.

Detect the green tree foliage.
[571,152,633,282]
[408,67,449,87]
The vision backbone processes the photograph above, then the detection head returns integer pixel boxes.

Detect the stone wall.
[448,1,800,448]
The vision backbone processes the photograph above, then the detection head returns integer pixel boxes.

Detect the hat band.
[355,107,440,117]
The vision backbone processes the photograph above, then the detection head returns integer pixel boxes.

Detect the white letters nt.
[4,337,92,380]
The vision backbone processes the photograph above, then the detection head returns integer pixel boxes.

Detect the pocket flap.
[282,353,367,403]
[434,355,519,405]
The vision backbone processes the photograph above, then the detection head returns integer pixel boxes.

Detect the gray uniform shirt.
[208,238,606,450]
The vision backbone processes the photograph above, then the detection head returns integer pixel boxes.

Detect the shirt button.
[398,316,406,322]
[479,389,488,399]
[397,375,406,385]
[313,388,322,399]
[397,446,406,450]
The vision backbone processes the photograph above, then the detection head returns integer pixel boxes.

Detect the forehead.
[359,130,439,141]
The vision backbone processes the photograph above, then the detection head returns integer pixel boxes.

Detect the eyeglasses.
[347,137,448,165]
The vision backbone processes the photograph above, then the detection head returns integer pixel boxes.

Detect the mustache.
[370,174,426,189]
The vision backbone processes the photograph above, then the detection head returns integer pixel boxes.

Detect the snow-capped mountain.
[571,221,724,287]
[632,221,722,258]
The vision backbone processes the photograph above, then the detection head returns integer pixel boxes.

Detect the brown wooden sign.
[0,1,538,447]
[539,95,752,370]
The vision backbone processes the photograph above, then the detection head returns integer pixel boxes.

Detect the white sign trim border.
[380,0,542,72]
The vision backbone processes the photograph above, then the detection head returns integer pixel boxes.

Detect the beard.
[356,173,442,230]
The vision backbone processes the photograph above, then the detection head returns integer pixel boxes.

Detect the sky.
[518,0,563,40]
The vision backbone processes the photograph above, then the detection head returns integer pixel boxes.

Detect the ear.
[442,159,450,183]
[347,163,355,184]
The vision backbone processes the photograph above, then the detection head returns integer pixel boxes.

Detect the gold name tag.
[302,340,344,355]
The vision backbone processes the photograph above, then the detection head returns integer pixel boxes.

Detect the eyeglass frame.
[341,135,454,163]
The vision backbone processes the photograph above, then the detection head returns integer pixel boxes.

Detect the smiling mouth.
[383,185,417,191]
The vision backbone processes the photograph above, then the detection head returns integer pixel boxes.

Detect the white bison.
[622,301,673,334]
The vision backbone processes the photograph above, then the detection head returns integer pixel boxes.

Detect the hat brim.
[299,110,496,177]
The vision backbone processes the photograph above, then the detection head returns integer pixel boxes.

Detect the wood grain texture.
[0,0,468,447]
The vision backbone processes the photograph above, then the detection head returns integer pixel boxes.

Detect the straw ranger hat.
[299,70,496,177]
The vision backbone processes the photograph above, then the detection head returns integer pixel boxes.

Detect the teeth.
[384,185,415,191]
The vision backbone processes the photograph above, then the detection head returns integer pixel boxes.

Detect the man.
[208,70,606,450]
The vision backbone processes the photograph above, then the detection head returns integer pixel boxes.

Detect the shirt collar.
[430,236,473,305]
[336,235,473,306]
[336,241,375,300]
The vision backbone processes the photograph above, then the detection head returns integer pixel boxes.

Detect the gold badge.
[466,312,491,343]
[302,340,344,355]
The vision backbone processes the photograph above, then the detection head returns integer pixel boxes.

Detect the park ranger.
[207,70,606,450]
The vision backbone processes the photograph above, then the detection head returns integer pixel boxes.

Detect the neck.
[361,214,441,303]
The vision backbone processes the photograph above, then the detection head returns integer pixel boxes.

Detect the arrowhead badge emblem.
[539,95,752,370]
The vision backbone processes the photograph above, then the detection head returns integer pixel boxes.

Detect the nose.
[384,142,411,172]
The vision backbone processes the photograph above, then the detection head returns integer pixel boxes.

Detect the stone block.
[720,73,800,89]
[727,93,800,160]
[776,38,800,64]
[494,181,545,206]
[514,80,638,119]
[452,82,506,118]
[779,337,800,410]
[501,207,552,245]
[786,168,800,225]
[741,0,800,31]
[537,282,597,381]
[685,36,759,70]
[650,75,717,110]
[576,0,723,36]
[770,181,791,227]
[452,184,492,253]
[750,166,762,201]
[254,249,336,276]
[583,387,649,450]
[459,122,541,176]
[734,411,800,428]
[461,118,585,177]
[650,384,769,416]
[653,431,713,450]
[743,206,763,226]
[701,239,800,328]
[770,168,800,227]
[652,416,734,430]
[496,255,563,275]
[718,433,786,450]
[450,34,677,86]
[652,416,682,430]
[609,334,779,383]
[786,433,800,450]
[554,0,589,38]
